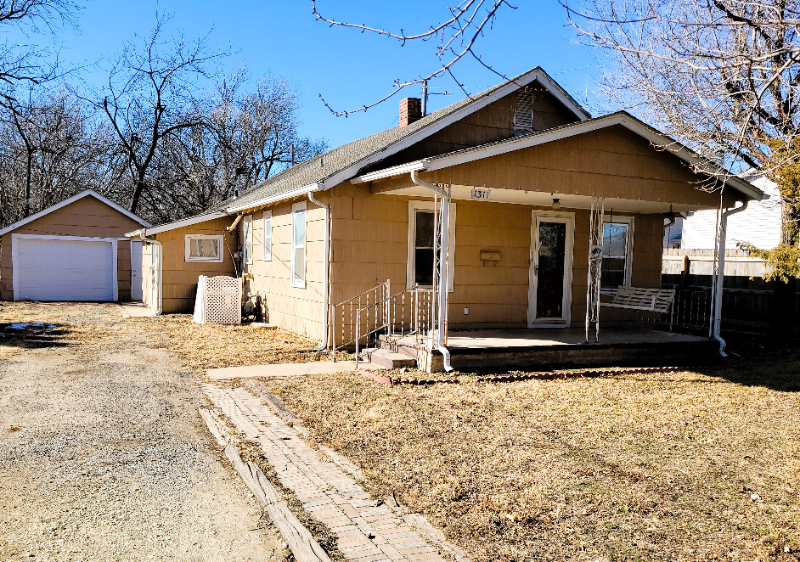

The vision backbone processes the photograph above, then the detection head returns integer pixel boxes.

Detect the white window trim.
[184,234,224,263]
[291,201,307,288]
[262,209,272,262]
[406,200,456,291]
[242,215,253,265]
[600,215,634,293]
[527,211,575,328]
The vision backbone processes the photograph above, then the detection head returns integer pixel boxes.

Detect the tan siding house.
[0,191,149,302]
[128,67,763,369]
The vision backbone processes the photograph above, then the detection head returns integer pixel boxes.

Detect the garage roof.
[0,190,151,237]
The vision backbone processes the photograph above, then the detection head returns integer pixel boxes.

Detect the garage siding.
[0,196,143,301]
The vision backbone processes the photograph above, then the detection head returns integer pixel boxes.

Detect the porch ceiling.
[373,183,713,213]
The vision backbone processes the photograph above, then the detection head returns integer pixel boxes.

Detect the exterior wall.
[325,183,665,331]
[680,176,782,250]
[144,217,237,313]
[366,80,581,172]
[241,198,327,340]
[0,196,143,301]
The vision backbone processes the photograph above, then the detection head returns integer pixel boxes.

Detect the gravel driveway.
[0,304,284,561]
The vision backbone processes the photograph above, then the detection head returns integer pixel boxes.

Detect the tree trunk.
[24,147,33,218]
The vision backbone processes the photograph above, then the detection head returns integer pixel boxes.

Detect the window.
[185,235,223,262]
[600,216,633,290]
[262,210,272,261]
[407,201,456,290]
[242,215,253,265]
[291,202,306,287]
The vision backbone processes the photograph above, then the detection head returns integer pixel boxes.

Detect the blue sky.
[15,1,600,149]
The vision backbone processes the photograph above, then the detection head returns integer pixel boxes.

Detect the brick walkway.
[201,384,447,562]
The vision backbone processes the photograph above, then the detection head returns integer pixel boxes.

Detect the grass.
[263,359,800,562]
[0,301,316,373]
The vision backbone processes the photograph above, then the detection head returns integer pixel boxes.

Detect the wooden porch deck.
[381,328,716,372]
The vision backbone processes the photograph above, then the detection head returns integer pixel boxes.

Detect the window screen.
[601,222,629,288]
[292,205,306,286]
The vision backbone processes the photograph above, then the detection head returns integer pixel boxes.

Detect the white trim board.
[11,233,119,302]
[0,190,150,237]
[354,112,764,202]
[127,210,228,237]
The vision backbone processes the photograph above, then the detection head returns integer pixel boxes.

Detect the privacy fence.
[662,249,800,334]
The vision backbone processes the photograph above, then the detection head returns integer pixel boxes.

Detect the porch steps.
[360,347,417,369]
[377,334,420,359]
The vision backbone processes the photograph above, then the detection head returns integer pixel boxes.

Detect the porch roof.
[352,111,764,211]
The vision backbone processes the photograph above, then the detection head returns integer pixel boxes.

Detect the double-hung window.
[242,215,253,265]
[407,201,455,290]
[262,210,272,261]
[291,202,306,288]
[600,216,633,290]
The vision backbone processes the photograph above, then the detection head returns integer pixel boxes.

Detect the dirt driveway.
[0,303,290,561]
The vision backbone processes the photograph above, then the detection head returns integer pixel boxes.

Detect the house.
[0,190,150,302]
[126,67,762,370]
[664,170,781,250]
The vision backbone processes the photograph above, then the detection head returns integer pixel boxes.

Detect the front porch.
[375,327,714,372]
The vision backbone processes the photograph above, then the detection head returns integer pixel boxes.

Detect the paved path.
[202,384,447,562]
[207,361,365,379]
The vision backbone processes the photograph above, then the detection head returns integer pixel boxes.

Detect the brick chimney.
[399,97,422,127]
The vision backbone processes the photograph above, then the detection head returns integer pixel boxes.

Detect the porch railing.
[330,281,390,361]
[670,288,712,331]
[354,284,435,369]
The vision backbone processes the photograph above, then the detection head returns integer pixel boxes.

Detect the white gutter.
[410,169,453,372]
[711,200,749,357]
[308,191,331,352]
[225,183,319,213]
[350,161,428,184]
[140,234,163,316]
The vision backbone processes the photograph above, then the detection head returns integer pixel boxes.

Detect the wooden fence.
[662,249,800,333]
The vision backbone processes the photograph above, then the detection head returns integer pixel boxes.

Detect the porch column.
[585,197,604,343]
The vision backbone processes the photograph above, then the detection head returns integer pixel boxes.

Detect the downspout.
[139,233,162,316]
[411,169,453,372]
[712,200,748,357]
[308,191,331,352]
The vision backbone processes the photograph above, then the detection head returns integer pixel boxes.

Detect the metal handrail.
[331,280,390,361]
[354,284,435,369]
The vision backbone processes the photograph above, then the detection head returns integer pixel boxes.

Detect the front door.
[528,211,575,327]
[131,240,143,301]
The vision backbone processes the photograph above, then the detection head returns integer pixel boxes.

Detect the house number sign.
[471,188,491,200]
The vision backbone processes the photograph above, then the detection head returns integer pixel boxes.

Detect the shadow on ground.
[0,322,75,351]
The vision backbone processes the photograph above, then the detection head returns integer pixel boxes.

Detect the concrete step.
[361,347,417,369]
[377,335,420,359]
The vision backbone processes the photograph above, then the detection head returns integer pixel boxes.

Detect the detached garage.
[0,191,150,302]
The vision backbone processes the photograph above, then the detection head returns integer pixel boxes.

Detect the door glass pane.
[536,221,567,319]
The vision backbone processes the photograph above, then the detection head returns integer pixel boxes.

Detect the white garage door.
[14,236,116,302]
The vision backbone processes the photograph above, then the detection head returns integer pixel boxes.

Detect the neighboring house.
[666,171,782,250]
[127,67,762,352]
[0,190,150,302]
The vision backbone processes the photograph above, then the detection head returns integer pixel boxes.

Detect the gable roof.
[352,111,764,201]
[0,190,151,237]
[222,67,590,213]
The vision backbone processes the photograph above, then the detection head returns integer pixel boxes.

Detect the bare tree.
[97,17,222,216]
[148,72,327,222]
[0,89,117,227]
[310,1,514,116]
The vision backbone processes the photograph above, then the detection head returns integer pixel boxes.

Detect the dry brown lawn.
[263,359,800,562]
[0,301,316,373]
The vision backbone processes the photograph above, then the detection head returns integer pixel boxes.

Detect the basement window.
[185,235,223,263]
[291,202,306,288]
[601,216,634,290]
